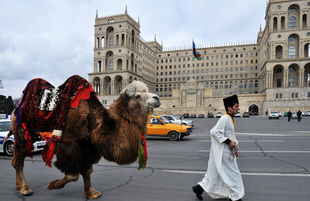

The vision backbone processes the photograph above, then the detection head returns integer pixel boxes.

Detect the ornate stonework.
[89,1,310,115]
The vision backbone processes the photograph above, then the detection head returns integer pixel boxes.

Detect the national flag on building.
[192,41,202,60]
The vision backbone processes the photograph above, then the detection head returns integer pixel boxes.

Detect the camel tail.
[4,127,13,141]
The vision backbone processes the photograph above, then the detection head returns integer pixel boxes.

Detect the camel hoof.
[85,187,102,199]
[20,186,33,196]
[47,180,61,190]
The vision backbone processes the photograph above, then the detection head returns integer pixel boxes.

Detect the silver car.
[161,115,193,127]
[268,111,280,119]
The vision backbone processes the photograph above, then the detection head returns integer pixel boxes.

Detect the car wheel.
[277,117,279,119]
[168,131,179,141]
[4,141,14,156]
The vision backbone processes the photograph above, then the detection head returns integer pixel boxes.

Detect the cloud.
[0,0,266,98]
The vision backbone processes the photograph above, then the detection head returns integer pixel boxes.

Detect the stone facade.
[89,0,310,115]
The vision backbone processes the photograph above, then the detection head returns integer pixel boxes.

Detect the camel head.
[120,81,161,114]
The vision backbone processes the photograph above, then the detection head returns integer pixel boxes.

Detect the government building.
[88,0,310,116]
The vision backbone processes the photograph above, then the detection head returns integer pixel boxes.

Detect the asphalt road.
[1,115,310,201]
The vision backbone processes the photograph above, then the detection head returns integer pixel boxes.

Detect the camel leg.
[47,174,79,190]
[11,139,33,195]
[81,166,101,199]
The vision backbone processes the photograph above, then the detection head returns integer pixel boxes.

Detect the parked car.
[268,111,280,119]
[198,114,205,118]
[147,115,192,141]
[305,111,310,116]
[182,113,189,118]
[174,114,182,119]
[160,115,193,127]
[0,119,46,156]
[291,112,302,119]
[0,114,9,119]
[190,114,197,118]
[216,112,223,118]
[235,112,241,117]
[242,112,250,117]
[207,113,214,118]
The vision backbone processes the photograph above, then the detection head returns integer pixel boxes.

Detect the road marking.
[198,140,286,142]
[198,150,310,153]
[235,132,310,136]
[162,170,310,177]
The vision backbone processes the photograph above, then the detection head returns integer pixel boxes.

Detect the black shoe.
[229,199,243,201]
[192,185,203,200]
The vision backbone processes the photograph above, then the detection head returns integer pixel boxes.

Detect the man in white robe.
[192,95,244,201]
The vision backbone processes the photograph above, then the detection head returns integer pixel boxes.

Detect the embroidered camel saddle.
[15,75,95,166]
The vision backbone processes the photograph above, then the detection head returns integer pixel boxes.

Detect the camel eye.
[135,94,141,99]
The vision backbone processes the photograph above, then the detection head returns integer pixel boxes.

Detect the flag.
[193,41,201,60]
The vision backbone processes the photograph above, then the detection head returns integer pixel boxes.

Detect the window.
[289,16,296,30]
[289,46,296,58]
[109,36,114,46]
[288,77,295,87]
[277,79,281,87]
[109,60,113,71]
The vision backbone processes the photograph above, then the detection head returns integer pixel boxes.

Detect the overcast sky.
[0,0,267,99]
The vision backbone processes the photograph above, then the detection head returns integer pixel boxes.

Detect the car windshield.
[270,112,277,114]
[172,116,181,120]
[160,116,171,124]
[0,121,11,132]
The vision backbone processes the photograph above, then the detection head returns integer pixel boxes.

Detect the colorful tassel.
[21,123,34,158]
[138,131,148,170]
[42,135,59,167]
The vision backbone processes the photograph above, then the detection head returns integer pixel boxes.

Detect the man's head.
[223,95,240,115]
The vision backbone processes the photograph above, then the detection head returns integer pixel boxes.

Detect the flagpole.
[191,39,194,80]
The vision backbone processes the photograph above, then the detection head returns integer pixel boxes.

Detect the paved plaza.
[0,115,309,201]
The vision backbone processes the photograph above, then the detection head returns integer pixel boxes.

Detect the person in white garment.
[192,95,244,201]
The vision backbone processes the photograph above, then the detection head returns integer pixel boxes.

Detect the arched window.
[289,36,297,41]
[288,8,297,14]
[275,45,283,59]
[289,66,296,72]
[101,37,105,48]
[96,37,99,49]
[289,16,296,30]
[276,68,282,73]
[304,43,310,57]
[303,14,307,29]
[97,61,102,72]
[273,17,278,30]
[288,46,296,58]
[281,16,285,29]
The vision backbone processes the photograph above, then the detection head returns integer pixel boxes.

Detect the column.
[283,70,288,87]
[269,71,273,88]
[299,68,304,87]
[111,80,115,95]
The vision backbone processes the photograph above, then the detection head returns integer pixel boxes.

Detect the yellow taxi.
[147,115,192,141]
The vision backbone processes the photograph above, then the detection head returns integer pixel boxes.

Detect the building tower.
[89,7,161,106]
[259,0,310,113]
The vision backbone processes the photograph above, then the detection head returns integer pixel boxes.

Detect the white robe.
[198,114,244,201]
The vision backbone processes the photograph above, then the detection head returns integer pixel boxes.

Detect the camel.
[7,78,161,199]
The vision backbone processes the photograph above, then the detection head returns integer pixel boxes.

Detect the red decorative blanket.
[15,75,96,165]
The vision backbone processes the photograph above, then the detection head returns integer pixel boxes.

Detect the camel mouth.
[148,102,161,108]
